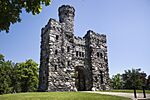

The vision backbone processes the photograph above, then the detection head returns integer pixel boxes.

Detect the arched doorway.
[75,66,86,91]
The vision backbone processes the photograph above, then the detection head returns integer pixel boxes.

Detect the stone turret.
[59,5,75,34]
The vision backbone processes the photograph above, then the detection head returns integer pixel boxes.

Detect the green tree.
[122,68,143,89]
[0,0,52,33]
[0,54,14,94]
[146,75,150,90]
[140,72,147,87]
[11,63,21,93]
[0,53,39,93]
[15,59,38,92]
[111,74,123,89]
[0,54,4,62]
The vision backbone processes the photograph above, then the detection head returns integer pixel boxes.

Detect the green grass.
[101,89,150,94]
[0,92,131,100]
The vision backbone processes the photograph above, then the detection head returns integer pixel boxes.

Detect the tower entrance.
[75,66,86,91]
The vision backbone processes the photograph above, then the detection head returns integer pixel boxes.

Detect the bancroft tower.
[39,5,110,91]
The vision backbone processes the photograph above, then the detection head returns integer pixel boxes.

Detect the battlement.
[84,30,107,44]
[41,18,62,35]
[86,30,106,38]
[74,36,85,46]
[58,5,75,17]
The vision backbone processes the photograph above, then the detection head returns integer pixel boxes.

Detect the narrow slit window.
[100,71,104,84]
[61,48,64,53]
[76,51,78,57]
[54,65,57,71]
[55,50,58,55]
[97,52,99,57]
[82,52,84,57]
[100,53,103,58]
[67,46,70,52]
[67,61,70,66]
[56,35,59,40]
[79,52,82,57]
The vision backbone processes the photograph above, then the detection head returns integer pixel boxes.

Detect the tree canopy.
[111,74,123,89]
[122,68,144,89]
[0,0,51,33]
[0,53,38,94]
[111,68,150,90]
[15,59,38,92]
[0,60,14,94]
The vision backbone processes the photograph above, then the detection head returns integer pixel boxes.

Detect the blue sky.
[0,0,150,77]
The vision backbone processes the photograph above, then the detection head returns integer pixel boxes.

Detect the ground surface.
[101,90,150,94]
[0,92,131,100]
[84,91,150,100]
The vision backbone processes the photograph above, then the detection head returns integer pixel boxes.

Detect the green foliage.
[122,68,144,89]
[111,74,123,89]
[0,60,14,94]
[0,54,4,62]
[147,75,150,90]
[111,68,149,90]
[0,0,52,33]
[0,53,38,94]
[15,59,38,92]
[0,92,131,100]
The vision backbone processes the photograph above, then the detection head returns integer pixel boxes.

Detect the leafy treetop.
[0,0,51,33]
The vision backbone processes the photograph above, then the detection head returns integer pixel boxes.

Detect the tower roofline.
[58,5,75,13]
[84,30,106,38]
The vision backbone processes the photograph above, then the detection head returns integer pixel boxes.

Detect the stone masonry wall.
[39,5,110,91]
[84,30,110,91]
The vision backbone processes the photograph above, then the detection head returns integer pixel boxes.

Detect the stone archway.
[75,66,86,91]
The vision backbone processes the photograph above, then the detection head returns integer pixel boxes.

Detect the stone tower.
[84,30,110,90]
[39,5,110,91]
[59,5,75,34]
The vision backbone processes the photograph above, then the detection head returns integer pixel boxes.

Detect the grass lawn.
[0,92,131,100]
[101,89,150,94]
